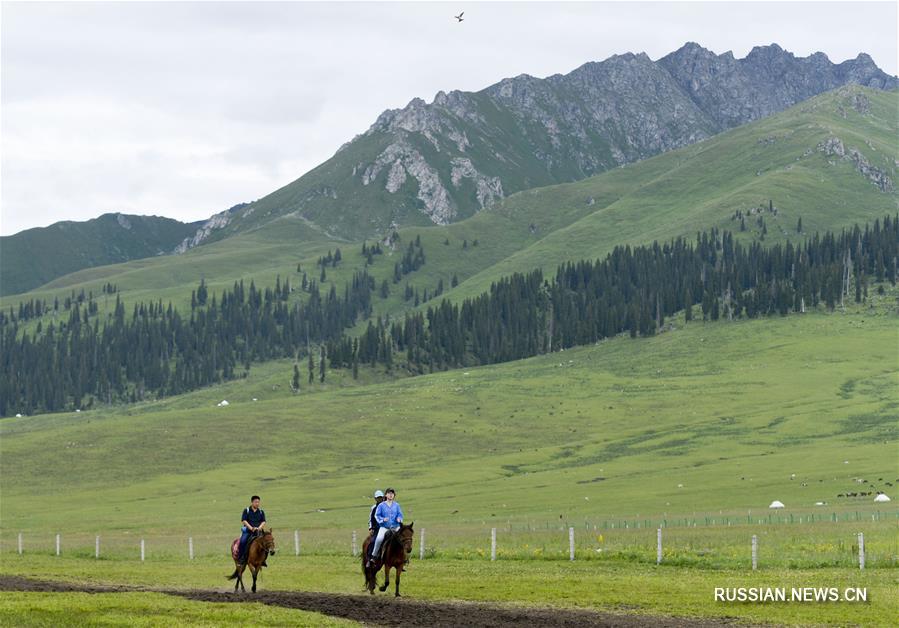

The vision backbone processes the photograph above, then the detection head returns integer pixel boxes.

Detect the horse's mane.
[389,525,412,547]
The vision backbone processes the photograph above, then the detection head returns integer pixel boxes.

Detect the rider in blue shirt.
[367,487,403,566]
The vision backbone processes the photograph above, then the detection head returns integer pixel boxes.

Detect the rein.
[390,528,411,554]
[251,532,273,555]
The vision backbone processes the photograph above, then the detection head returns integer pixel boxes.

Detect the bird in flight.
[454,12,464,22]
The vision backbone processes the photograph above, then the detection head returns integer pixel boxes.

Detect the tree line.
[0,271,375,416]
[331,216,897,372]
[1,216,895,416]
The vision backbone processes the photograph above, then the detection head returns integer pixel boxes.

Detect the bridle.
[393,526,413,554]
[253,531,275,554]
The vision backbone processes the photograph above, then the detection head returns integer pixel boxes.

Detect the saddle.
[232,530,265,563]
[373,529,395,563]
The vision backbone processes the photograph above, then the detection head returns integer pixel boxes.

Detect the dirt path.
[0,575,755,627]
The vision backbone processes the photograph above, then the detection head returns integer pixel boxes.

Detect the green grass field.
[2,295,896,542]
[0,590,354,627]
[1,554,895,626]
[2,276,896,625]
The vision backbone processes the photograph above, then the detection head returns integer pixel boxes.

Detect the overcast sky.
[1,1,896,236]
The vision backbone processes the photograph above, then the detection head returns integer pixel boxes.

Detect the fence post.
[95,535,100,559]
[294,530,300,556]
[752,534,758,570]
[55,534,60,556]
[858,532,865,570]
[419,528,425,560]
[491,527,496,561]
[140,539,145,562]
[188,537,194,560]
[17,533,23,555]
[352,530,357,557]
[657,528,662,564]
[569,527,575,561]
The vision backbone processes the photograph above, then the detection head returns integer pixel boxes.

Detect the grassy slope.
[2,293,895,534]
[3,301,895,625]
[2,213,344,315]
[0,214,201,297]
[444,85,899,302]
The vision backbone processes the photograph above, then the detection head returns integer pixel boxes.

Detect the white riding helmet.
[374,490,385,498]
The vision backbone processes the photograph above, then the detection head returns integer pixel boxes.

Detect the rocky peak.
[351,42,895,232]
[115,213,133,230]
[745,43,788,59]
[837,53,895,89]
[215,42,897,242]
[665,42,718,62]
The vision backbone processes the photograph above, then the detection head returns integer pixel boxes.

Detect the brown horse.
[361,522,414,597]
[227,529,276,593]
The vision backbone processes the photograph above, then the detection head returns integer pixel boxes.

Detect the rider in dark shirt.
[366,490,385,562]
[238,495,267,564]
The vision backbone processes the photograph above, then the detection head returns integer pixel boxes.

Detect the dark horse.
[362,522,414,597]
[227,529,276,593]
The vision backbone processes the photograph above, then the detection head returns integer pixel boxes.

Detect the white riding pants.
[372,525,398,556]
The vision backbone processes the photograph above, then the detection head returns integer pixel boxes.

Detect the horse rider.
[367,487,403,567]
[365,490,385,563]
[239,495,267,565]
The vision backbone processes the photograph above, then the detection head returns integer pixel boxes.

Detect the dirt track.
[1,575,754,627]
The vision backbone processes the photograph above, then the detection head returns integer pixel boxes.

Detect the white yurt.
[874,494,891,503]
[768,500,785,509]
[217,399,230,407]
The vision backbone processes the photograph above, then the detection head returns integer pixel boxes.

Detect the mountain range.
[197,42,896,243]
[1,42,895,296]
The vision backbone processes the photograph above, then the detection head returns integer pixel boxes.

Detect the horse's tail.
[226,567,240,580]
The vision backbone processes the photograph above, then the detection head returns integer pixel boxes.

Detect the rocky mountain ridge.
[68,44,899,250]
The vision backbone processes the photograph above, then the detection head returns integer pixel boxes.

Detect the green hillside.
[0,213,201,297]
[443,85,899,302]
[2,295,896,535]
